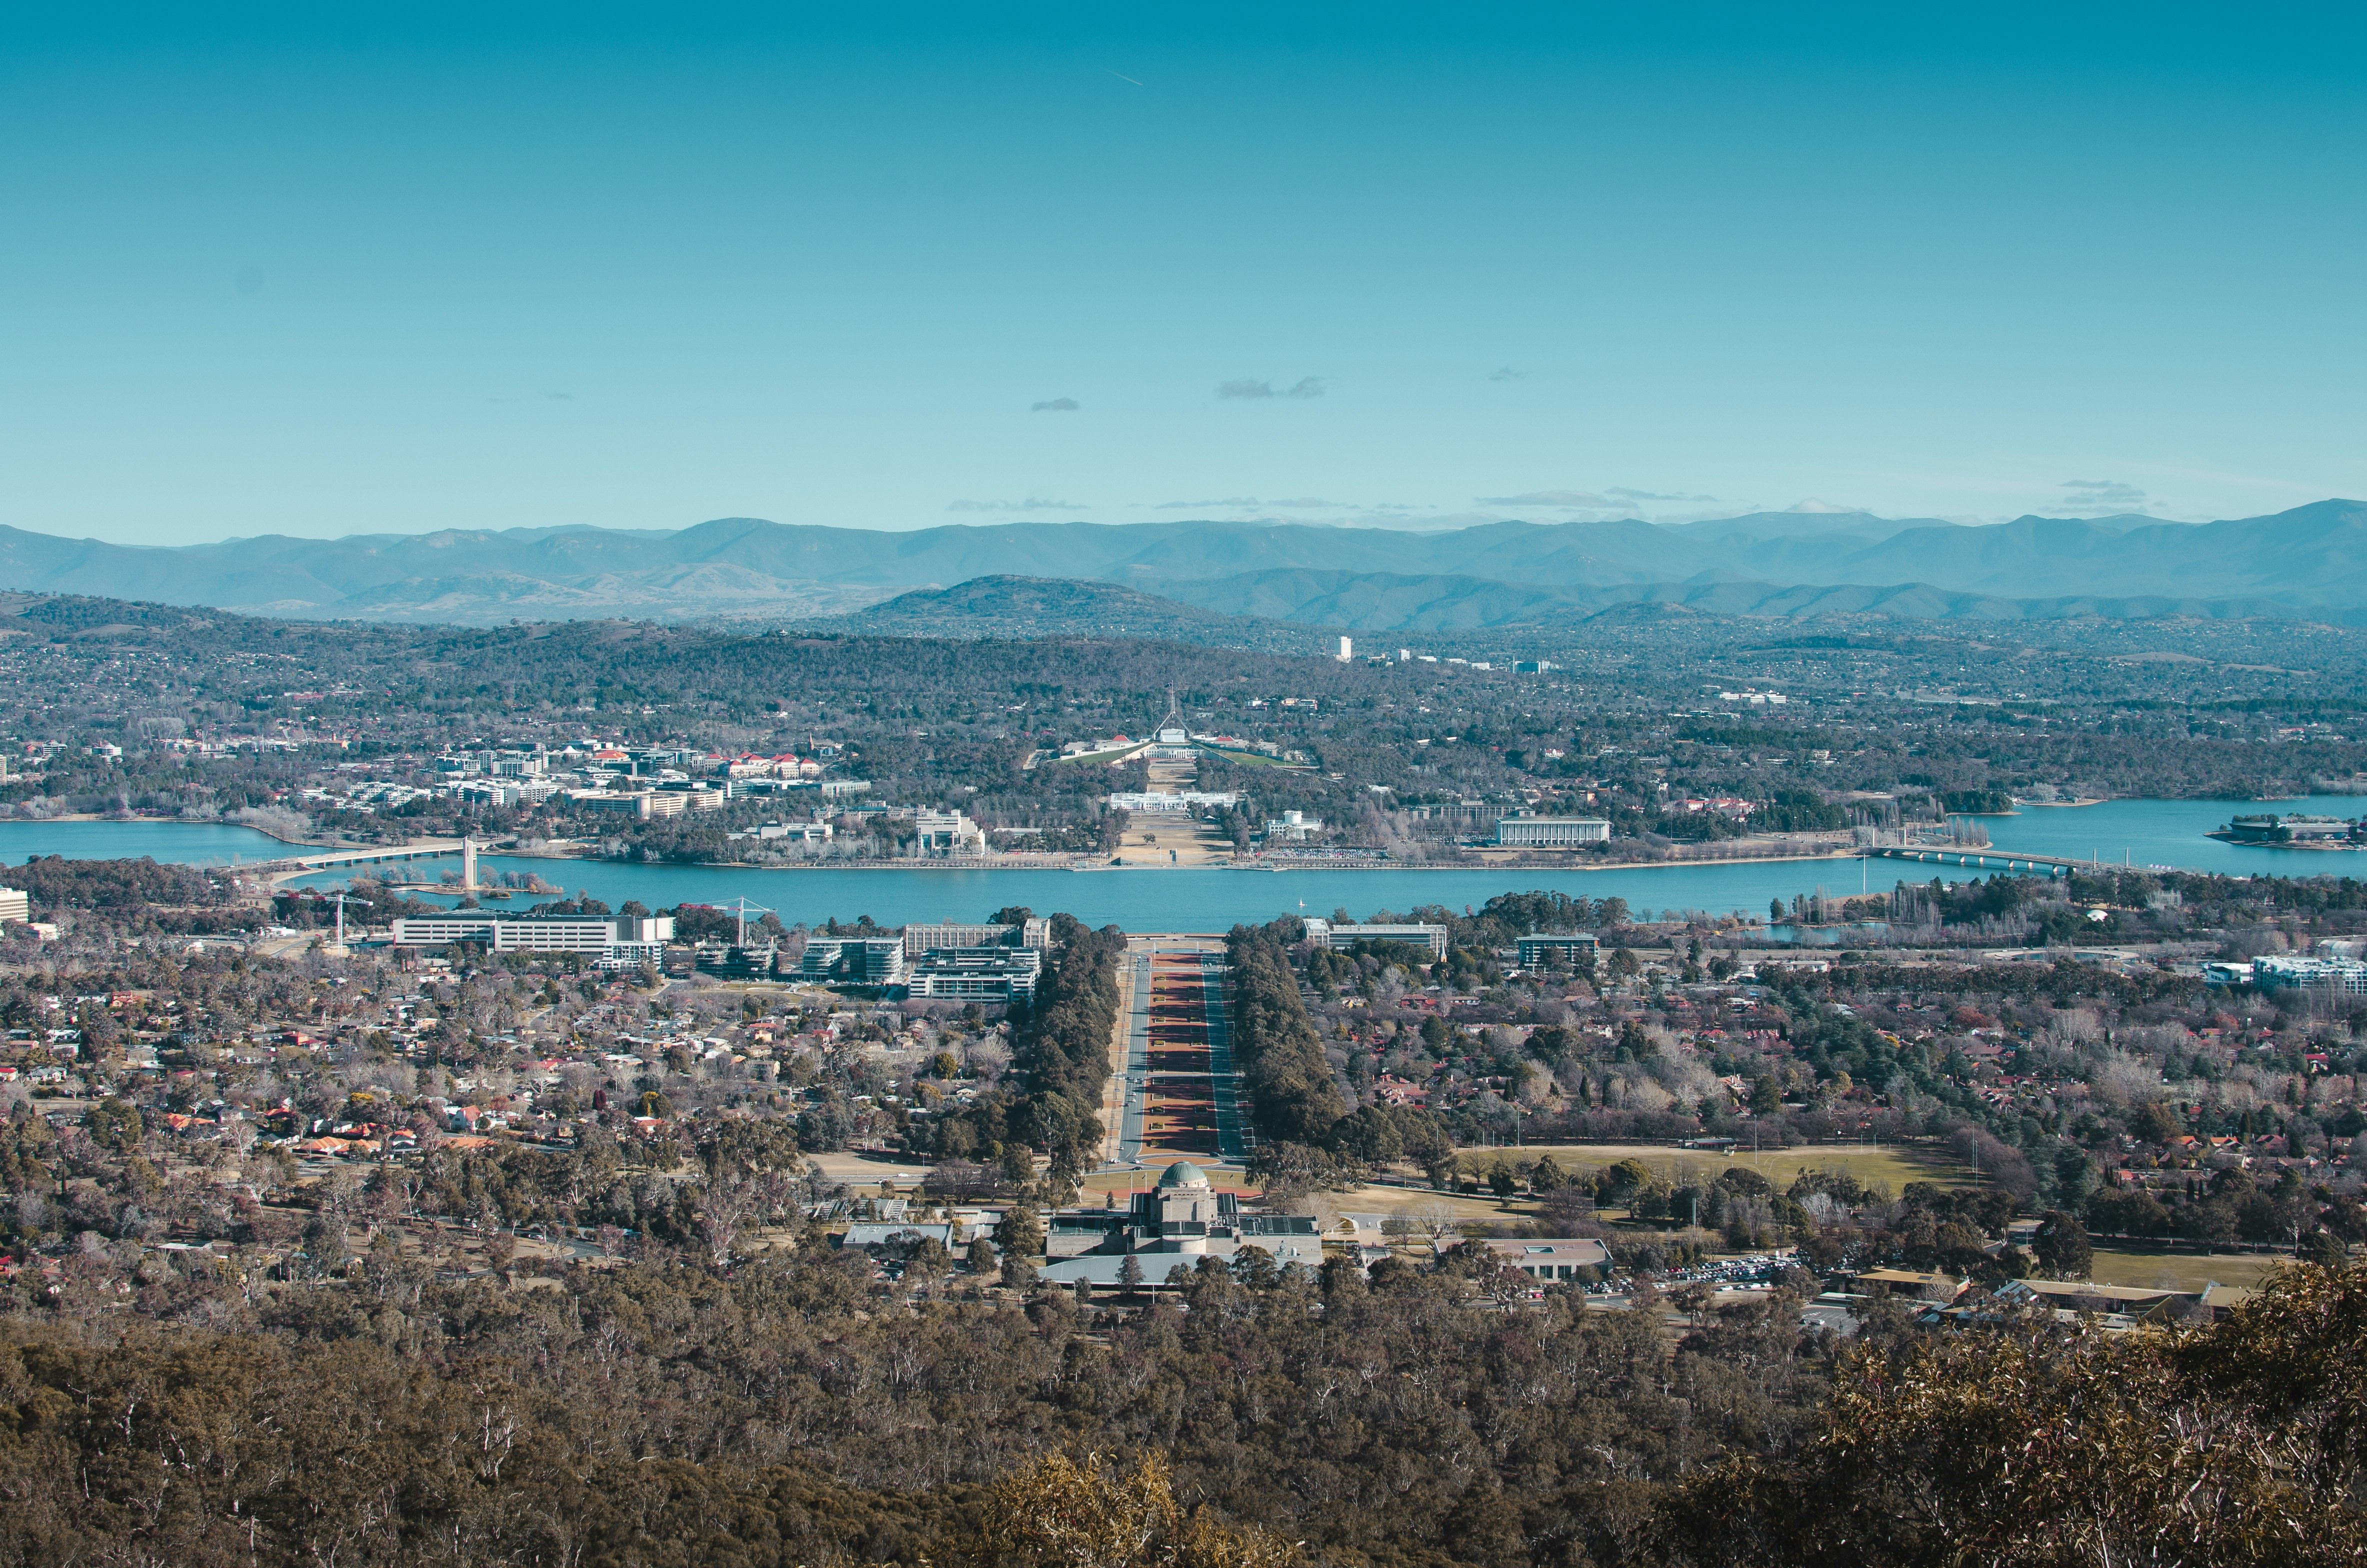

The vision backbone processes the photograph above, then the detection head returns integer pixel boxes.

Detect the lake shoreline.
[6,817,1866,879]
[12,799,2366,934]
[30,811,336,848]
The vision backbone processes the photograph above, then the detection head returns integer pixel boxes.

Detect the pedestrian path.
[1116,953,1152,1162]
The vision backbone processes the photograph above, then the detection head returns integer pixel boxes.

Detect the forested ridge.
[0,1240,1786,1566]
[2,1248,2362,1566]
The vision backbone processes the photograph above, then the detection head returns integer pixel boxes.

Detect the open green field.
[1456,1140,1960,1195]
[1203,748,1307,769]
[2088,1248,2284,1294]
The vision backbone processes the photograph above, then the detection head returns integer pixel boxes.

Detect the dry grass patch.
[1453,1140,1960,1195]
[2087,1248,2284,1294]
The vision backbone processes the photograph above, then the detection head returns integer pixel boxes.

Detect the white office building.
[388,914,674,962]
[900,919,1050,957]
[799,938,908,986]
[1302,921,1450,959]
[2253,955,2367,995]
[906,946,1043,1000]
[1261,810,1325,842]
[1516,933,1600,966]
[1106,790,1240,812]
[1496,816,1612,847]
[912,808,988,857]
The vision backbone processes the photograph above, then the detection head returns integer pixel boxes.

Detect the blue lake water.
[0,796,2358,932]
[0,820,302,866]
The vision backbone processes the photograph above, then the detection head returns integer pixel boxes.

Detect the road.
[1109,936,1250,1169]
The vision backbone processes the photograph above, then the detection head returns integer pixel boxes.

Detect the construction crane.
[720,896,774,947]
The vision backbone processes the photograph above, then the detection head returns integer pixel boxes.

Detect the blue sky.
[4,3,2362,544]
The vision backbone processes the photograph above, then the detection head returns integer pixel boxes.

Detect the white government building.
[1494,816,1612,847]
[388,913,674,966]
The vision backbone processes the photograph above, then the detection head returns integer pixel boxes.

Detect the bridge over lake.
[260,839,469,882]
[1858,844,2138,876]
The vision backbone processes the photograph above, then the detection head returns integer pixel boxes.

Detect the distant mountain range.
[2,499,2362,630]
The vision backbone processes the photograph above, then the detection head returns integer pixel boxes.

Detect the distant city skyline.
[4,4,2362,546]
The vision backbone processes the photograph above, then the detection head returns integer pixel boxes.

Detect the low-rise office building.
[1300,920,1450,958]
[566,788,686,820]
[799,937,908,986]
[1496,816,1612,847]
[2253,954,2367,995]
[1106,790,1242,812]
[694,944,780,981]
[1405,798,1502,828]
[732,820,833,844]
[388,914,674,964]
[1260,810,1325,842]
[1514,932,1599,966]
[912,808,988,857]
[900,919,1050,956]
[906,946,1042,1001]
[1477,1238,1610,1282]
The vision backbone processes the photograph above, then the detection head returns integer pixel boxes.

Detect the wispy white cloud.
[1607,486,1718,502]
[946,496,1086,513]
[2056,478,2151,514]
[1468,488,1752,526]
[1154,495,1407,516]
[1475,490,1624,508]
[1218,376,1326,400]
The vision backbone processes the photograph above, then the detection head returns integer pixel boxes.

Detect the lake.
[0,820,304,866]
[0,795,2357,932]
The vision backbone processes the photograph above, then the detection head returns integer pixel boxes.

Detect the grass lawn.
[1202,749,1308,769]
[1455,1140,1961,1195]
[805,1150,936,1188]
[2088,1247,2286,1294]
[1318,1186,1536,1222]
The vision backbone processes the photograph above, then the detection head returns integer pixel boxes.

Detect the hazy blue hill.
[1660,510,1947,543]
[1156,569,1582,630]
[2,499,2362,624]
[1810,500,2367,600]
[1136,567,2367,631]
[830,574,1330,651]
